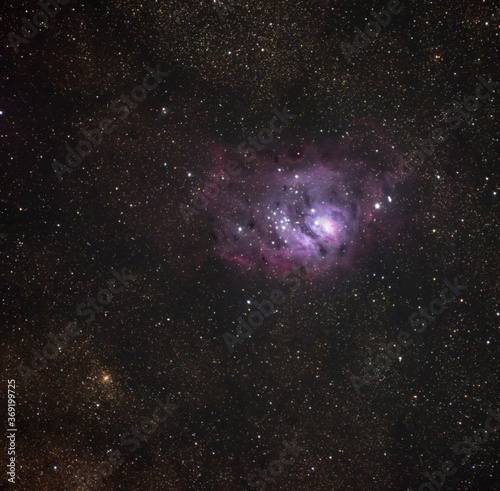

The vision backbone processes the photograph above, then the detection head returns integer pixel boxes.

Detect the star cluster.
[203,144,393,277]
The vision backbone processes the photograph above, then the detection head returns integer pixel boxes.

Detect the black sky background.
[1,0,499,490]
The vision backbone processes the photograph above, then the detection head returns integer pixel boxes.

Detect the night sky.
[1,1,499,490]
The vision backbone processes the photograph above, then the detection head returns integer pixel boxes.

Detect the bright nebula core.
[202,144,394,276]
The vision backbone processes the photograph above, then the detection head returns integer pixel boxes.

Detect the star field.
[1,1,499,490]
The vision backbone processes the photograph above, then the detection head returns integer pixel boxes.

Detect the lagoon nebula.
[202,144,394,276]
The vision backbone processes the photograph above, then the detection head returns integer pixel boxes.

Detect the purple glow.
[201,143,396,277]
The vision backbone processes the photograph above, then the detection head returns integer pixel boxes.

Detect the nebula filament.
[202,144,393,276]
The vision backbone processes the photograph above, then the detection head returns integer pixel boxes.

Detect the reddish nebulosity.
[200,142,399,277]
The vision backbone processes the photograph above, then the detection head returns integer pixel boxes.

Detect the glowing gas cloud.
[201,142,397,277]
